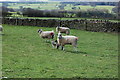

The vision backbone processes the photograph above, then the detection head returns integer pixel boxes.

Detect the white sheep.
[57,32,78,51]
[38,29,55,40]
[0,25,3,32]
[56,26,70,35]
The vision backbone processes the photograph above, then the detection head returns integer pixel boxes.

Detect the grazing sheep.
[56,26,70,35]
[38,29,55,40]
[0,25,3,32]
[57,32,78,51]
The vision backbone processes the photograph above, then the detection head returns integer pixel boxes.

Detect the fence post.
[16,18,18,25]
[60,17,61,26]
[85,19,87,31]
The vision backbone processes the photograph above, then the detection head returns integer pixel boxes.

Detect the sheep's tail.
[76,37,78,40]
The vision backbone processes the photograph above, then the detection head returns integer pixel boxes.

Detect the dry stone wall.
[2,18,120,32]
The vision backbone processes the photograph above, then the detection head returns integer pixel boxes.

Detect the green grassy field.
[64,5,115,13]
[7,2,115,13]
[2,24,118,78]
[7,2,60,10]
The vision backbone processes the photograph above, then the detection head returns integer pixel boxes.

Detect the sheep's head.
[51,40,57,47]
[38,29,42,34]
[57,32,62,39]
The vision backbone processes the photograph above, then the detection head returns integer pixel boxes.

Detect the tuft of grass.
[2,24,118,78]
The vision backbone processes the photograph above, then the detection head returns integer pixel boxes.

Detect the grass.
[69,5,115,13]
[7,2,60,10]
[2,24,118,78]
[7,2,115,13]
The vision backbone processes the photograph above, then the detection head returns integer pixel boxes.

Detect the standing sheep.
[56,26,70,35]
[38,29,55,40]
[57,32,78,51]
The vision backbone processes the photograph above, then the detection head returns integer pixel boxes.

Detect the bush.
[112,1,120,19]
[22,8,64,17]
[76,9,116,19]
[22,8,44,17]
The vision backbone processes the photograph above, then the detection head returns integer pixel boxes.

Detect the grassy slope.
[2,25,118,78]
[8,3,115,12]
[66,5,115,13]
[8,2,60,10]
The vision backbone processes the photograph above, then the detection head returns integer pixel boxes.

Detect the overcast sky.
[0,0,19,1]
[0,0,119,2]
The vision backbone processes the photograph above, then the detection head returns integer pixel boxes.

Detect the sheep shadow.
[64,50,87,54]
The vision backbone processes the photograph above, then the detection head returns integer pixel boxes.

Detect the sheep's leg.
[51,44,55,48]
[45,40,48,42]
[46,39,50,43]
[51,35,54,39]
[56,44,59,49]
[61,46,64,50]
[45,39,47,42]
[73,43,77,51]
[74,47,77,52]
[48,39,50,43]
[73,44,78,51]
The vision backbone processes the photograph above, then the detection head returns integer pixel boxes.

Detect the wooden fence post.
[85,19,88,31]
[16,18,18,25]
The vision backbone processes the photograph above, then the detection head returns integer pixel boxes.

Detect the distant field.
[7,2,60,10]
[2,24,118,78]
[7,2,115,13]
[70,5,115,13]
